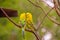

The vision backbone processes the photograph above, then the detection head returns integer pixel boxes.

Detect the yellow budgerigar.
[20,13,26,39]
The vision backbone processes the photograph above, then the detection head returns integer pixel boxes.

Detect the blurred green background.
[0,0,60,40]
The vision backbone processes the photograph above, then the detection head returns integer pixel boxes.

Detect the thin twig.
[27,21,37,31]
[27,0,45,13]
[36,8,53,31]
[53,0,60,16]
[33,31,41,40]
[26,29,41,40]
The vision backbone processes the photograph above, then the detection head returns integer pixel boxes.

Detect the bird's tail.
[22,28,25,40]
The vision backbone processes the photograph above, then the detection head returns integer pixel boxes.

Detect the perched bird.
[26,13,35,31]
[20,13,26,39]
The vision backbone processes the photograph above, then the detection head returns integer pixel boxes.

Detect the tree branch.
[1,8,22,28]
[1,8,40,40]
